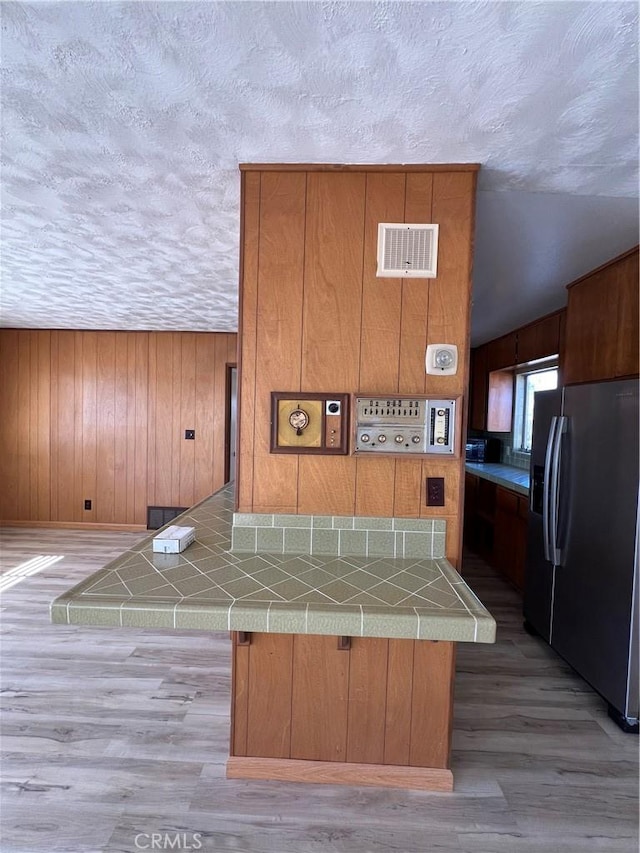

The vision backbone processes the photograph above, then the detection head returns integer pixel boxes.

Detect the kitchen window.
[513,362,558,452]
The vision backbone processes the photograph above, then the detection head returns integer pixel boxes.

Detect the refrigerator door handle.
[550,416,568,565]
[543,417,558,563]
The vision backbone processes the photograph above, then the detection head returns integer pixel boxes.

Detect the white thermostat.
[426,344,458,376]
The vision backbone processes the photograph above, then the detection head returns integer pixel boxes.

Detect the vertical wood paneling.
[291,634,350,761]
[237,171,261,513]
[133,333,149,525]
[355,457,396,518]
[96,333,116,523]
[81,333,97,522]
[398,173,433,393]
[346,637,388,764]
[179,333,197,507]
[52,332,76,521]
[35,331,51,520]
[393,458,423,518]
[237,165,477,534]
[114,334,129,523]
[296,173,365,514]
[247,633,293,758]
[16,333,30,519]
[383,639,414,765]
[252,171,307,511]
[152,334,174,507]
[170,334,183,505]
[0,329,235,525]
[0,330,19,520]
[73,332,84,522]
[301,172,365,390]
[358,172,405,392]
[212,333,229,493]
[194,334,216,502]
[426,172,476,399]
[409,641,455,769]
[297,456,356,517]
[231,638,250,757]
[146,333,159,508]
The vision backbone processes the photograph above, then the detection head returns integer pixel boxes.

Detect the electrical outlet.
[426,477,445,507]
[84,499,92,510]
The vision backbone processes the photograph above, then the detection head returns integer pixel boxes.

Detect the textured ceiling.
[1,1,638,344]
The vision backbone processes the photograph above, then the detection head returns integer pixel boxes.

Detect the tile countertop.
[465,462,530,497]
[51,486,495,644]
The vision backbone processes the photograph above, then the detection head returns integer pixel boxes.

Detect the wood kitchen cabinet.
[564,247,639,385]
[464,476,528,592]
[469,346,488,431]
[517,310,564,365]
[486,332,518,372]
[469,354,513,433]
[493,486,528,591]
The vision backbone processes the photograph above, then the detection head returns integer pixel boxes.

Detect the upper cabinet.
[517,312,564,365]
[563,247,639,385]
[485,332,518,372]
[469,308,565,433]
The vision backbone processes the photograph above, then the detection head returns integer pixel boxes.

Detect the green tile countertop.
[465,462,530,497]
[51,486,496,643]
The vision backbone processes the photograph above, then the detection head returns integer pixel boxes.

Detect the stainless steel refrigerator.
[524,379,639,731]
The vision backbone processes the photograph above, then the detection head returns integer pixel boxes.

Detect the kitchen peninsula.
[52,485,495,791]
[54,162,496,791]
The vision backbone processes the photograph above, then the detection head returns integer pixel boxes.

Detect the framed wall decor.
[270,392,350,455]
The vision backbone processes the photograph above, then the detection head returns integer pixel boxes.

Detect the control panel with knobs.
[354,396,457,455]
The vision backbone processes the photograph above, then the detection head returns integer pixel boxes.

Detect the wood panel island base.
[229,632,456,791]
[52,488,496,793]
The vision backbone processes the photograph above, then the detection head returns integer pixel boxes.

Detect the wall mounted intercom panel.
[354,396,457,455]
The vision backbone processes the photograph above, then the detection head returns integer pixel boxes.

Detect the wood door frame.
[224,363,237,485]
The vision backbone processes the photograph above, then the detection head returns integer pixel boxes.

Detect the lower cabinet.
[464,475,528,591]
[231,632,455,770]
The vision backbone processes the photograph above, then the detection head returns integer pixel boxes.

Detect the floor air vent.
[147,506,188,530]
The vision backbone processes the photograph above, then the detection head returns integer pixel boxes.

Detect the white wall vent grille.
[377,223,439,278]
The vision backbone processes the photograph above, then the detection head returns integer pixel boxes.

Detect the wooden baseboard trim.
[226,756,453,792]
[0,520,146,532]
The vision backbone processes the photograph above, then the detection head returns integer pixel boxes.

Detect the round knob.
[327,402,340,414]
[361,433,370,443]
[378,434,387,443]
[437,409,446,416]
[394,435,404,444]
[411,435,421,444]
[436,436,445,444]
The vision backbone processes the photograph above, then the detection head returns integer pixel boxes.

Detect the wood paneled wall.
[237,165,478,565]
[0,330,237,526]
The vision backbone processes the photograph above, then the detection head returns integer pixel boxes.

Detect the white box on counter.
[152,525,196,554]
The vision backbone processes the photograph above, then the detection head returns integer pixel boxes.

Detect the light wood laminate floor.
[1,526,638,853]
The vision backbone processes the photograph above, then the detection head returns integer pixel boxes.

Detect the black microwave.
[465,438,486,462]
[466,438,501,463]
